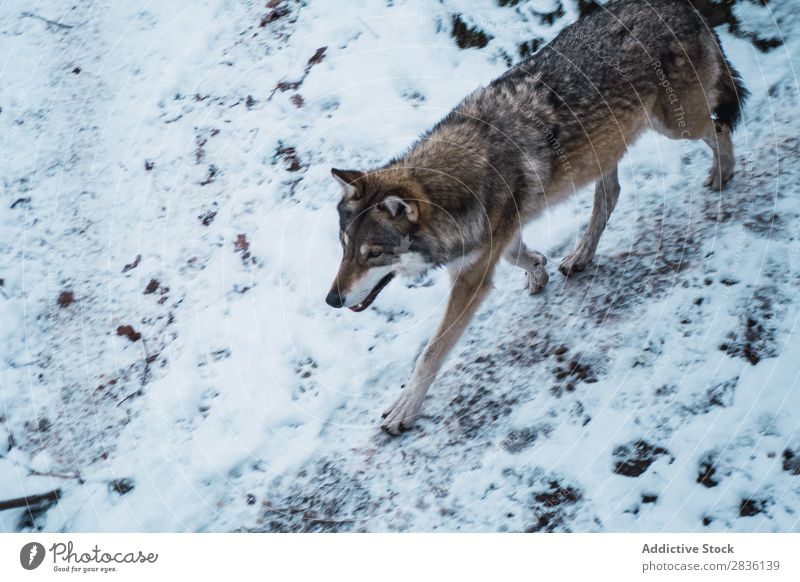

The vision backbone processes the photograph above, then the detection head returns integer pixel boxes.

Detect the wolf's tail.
[713,55,749,131]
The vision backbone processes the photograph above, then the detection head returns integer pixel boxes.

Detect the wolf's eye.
[367,249,383,259]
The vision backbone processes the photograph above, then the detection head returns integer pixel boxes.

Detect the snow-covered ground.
[1,0,799,532]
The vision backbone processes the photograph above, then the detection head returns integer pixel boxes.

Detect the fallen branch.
[27,469,84,483]
[21,12,78,30]
[0,489,61,512]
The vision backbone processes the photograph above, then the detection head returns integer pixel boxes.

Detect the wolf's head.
[326,167,431,311]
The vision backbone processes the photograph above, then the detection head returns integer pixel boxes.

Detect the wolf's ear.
[382,194,419,223]
[331,168,365,200]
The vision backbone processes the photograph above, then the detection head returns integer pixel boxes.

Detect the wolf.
[325,0,748,435]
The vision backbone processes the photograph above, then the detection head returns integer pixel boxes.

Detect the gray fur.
[326,0,748,434]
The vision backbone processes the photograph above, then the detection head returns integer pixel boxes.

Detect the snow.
[1,0,799,532]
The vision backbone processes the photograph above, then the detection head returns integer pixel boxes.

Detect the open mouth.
[348,273,395,312]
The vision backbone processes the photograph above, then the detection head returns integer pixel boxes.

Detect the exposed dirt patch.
[534,480,581,508]
[720,286,781,365]
[275,144,303,172]
[686,376,739,415]
[697,453,720,488]
[451,15,491,49]
[16,490,61,531]
[783,448,800,475]
[116,325,142,342]
[613,440,673,477]
[260,0,289,28]
[200,164,218,186]
[526,479,583,532]
[121,255,141,273]
[518,38,543,59]
[502,424,552,454]
[109,478,135,495]
[552,354,598,395]
[194,129,216,163]
[270,47,327,98]
[448,386,519,440]
[307,46,326,68]
[739,497,769,517]
[57,290,74,308]
[688,0,783,52]
[199,209,217,226]
[234,234,251,261]
[256,460,372,532]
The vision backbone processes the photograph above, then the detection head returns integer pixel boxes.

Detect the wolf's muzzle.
[325,289,345,308]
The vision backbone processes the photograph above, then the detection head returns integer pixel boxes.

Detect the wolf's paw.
[526,265,549,294]
[381,389,424,435]
[704,164,734,191]
[559,247,593,276]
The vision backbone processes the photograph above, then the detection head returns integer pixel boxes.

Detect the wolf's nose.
[325,289,345,308]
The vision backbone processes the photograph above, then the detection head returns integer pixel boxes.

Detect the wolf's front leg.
[703,122,735,191]
[381,251,498,435]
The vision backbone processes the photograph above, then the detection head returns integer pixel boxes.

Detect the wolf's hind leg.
[504,233,549,294]
[703,121,735,190]
[560,166,620,276]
